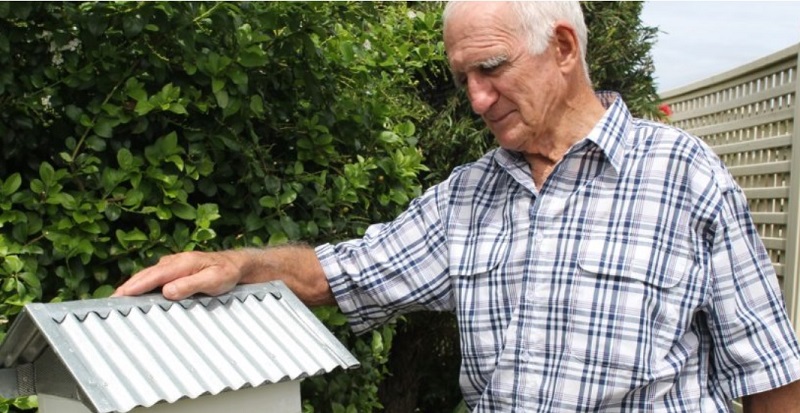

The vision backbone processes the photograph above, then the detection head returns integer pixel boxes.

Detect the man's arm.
[112,245,336,306]
[742,378,800,412]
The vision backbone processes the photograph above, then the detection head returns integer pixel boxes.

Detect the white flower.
[51,52,64,66]
[406,10,417,19]
[362,39,372,51]
[65,38,81,52]
[41,95,52,108]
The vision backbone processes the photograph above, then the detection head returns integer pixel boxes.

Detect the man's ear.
[551,22,581,75]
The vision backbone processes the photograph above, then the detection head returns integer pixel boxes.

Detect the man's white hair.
[443,1,591,83]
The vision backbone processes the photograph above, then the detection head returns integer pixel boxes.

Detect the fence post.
[787,45,800,333]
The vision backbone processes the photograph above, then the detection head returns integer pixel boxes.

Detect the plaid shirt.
[316,92,800,412]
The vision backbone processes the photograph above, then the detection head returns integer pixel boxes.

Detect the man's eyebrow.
[450,54,509,87]
[470,54,508,70]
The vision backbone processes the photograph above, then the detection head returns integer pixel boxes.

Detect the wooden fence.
[660,42,800,333]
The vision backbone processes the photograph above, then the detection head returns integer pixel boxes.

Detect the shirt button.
[534,284,548,299]
[534,232,544,245]
[526,283,549,301]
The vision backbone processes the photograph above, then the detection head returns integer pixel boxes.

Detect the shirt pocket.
[448,222,511,377]
[448,223,510,277]
[569,233,691,372]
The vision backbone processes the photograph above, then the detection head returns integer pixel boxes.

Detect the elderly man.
[115,2,800,411]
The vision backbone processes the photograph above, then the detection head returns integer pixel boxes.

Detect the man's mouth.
[488,111,513,124]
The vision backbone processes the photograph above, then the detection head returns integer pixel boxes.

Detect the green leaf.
[19,272,41,290]
[339,41,355,64]
[2,278,15,292]
[229,69,248,86]
[258,196,277,209]
[94,118,114,138]
[93,285,115,298]
[122,189,143,207]
[192,227,216,242]
[378,131,401,145]
[214,90,229,109]
[11,395,37,409]
[116,228,148,246]
[267,231,288,246]
[105,204,122,221]
[244,213,264,231]
[2,173,21,196]
[264,175,281,194]
[212,77,225,93]
[117,148,134,169]
[135,100,154,116]
[39,162,55,185]
[279,190,297,206]
[305,221,319,237]
[86,135,107,151]
[166,154,185,171]
[168,103,188,115]
[127,84,147,102]
[280,215,300,239]
[196,203,220,227]
[396,120,416,137]
[86,12,109,36]
[122,14,145,37]
[371,330,384,354]
[65,105,83,122]
[238,46,268,68]
[249,95,264,115]
[171,202,196,220]
[2,256,24,273]
[326,309,348,326]
[30,179,44,194]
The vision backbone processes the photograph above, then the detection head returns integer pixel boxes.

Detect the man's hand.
[112,250,248,300]
[112,246,336,306]
[742,378,800,413]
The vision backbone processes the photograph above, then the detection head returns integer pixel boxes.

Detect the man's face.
[444,2,562,152]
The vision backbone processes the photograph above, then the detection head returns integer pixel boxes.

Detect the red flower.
[658,103,673,117]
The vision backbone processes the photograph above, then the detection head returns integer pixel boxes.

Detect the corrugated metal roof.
[0,281,359,413]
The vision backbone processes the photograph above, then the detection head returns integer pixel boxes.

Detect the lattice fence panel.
[662,45,799,325]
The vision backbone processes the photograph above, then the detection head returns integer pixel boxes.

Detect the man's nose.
[466,75,498,115]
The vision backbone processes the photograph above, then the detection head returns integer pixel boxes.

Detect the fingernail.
[164,284,178,299]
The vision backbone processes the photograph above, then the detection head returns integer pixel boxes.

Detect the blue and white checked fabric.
[316,92,800,412]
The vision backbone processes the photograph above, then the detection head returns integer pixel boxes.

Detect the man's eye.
[479,63,502,75]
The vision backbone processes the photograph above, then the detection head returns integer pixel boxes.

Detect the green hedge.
[0,2,449,411]
[0,1,661,412]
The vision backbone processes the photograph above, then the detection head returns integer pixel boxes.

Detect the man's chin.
[493,132,520,151]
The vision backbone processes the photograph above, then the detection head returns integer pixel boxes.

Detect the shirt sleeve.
[707,185,800,399]
[315,183,452,334]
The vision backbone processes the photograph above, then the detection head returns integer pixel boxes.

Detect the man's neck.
[524,89,607,189]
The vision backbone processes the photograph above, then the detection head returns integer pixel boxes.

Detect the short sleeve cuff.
[723,352,800,399]
[315,243,375,335]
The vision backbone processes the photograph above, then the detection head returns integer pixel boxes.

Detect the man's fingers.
[162,265,238,300]
[112,252,209,297]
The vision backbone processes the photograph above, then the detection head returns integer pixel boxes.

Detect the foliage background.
[0,2,660,412]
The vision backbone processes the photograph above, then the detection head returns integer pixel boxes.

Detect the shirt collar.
[583,91,631,174]
[493,91,632,180]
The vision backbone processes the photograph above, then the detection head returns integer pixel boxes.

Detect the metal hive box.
[0,281,359,412]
